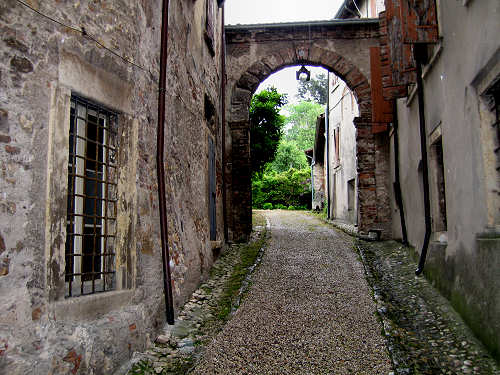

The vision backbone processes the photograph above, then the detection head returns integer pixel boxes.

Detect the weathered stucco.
[392,0,500,359]
[0,0,226,373]
[328,76,359,225]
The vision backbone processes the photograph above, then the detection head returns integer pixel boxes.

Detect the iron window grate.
[65,95,119,298]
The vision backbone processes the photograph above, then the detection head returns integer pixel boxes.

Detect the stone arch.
[229,46,372,123]
[226,43,388,242]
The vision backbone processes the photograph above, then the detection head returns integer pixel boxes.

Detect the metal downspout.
[392,100,409,245]
[326,94,331,218]
[221,4,228,241]
[414,46,432,276]
[157,0,175,325]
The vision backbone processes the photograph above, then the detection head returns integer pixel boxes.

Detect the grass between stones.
[214,230,267,322]
[127,211,268,375]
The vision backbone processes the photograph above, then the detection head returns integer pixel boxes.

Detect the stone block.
[247,61,272,81]
[231,87,252,105]
[236,72,260,92]
[10,56,33,73]
[0,109,8,133]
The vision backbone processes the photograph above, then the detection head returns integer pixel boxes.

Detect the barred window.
[65,95,118,297]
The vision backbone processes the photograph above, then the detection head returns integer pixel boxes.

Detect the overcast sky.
[225,0,344,25]
[225,1,343,106]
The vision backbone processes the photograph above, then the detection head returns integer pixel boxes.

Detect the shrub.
[288,205,296,210]
[252,168,311,210]
[262,202,273,210]
[275,203,287,210]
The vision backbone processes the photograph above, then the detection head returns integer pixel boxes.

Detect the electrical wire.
[14,0,155,75]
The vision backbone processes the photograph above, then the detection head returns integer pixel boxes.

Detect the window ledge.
[422,41,443,80]
[53,289,134,322]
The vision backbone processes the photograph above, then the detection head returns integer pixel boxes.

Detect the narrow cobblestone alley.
[191,211,392,374]
[126,210,500,375]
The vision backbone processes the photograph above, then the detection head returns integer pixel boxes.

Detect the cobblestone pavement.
[191,210,391,374]
[356,239,500,375]
[123,212,269,375]
[126,210,500,375]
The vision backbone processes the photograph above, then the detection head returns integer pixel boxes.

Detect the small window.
[334,128,340,165]
[347,179,355,211]
[65,95,118,297]
[430,136,447,232]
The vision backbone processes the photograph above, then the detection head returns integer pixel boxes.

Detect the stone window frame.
[472,49,500,228]
[428,124,448,235]
[45,52,138,320]
[65,95,118,298]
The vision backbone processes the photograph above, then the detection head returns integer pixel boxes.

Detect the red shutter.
[370,46,393,133]
[378,0,439,100]
[400,0,439,44]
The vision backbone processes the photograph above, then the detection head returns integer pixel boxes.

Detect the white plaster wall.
[328,73,358,224]
[396,0,500,256]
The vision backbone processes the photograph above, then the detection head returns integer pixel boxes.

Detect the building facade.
[386,0,500,359]
[326,73,359,225]
[317,0,500,359]
[0,0,226,373]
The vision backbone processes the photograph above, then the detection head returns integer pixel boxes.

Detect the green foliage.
[288,205,296,210]
[250,87,288,174]
[297,72,328,105]
[275,203,287,210]
[284,101,325,151]
[252,168,311,209]
[268,139,308,173]
[262,202,273,210]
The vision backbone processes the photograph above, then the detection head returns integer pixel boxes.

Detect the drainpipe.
[414,45,432,276]
[157,0,175,325]
[220,4,228,241]
[392,100,409,245]
[326,94,331,218]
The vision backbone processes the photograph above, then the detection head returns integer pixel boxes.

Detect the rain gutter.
[221,4,228,241]
[224,18,379,31]
[414,46,432,276]
[392,101,409,245]
[157,0,175,325]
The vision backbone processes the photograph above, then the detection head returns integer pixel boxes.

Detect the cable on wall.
[14,0,155,75]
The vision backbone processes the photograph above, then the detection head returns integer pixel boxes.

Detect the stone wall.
[0,1,225,373]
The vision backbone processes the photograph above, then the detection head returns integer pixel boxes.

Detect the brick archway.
[224,20,390,241]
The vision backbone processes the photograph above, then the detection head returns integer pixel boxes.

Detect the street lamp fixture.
[296,65,311,81]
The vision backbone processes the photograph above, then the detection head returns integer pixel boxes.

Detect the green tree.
[297,72,328,105]
[250,87,288,174]
[269,140,308,173]
[284,101,325,151]
[252,168,311,209]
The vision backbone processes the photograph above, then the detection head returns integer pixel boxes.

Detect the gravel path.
[192,210,392,374]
